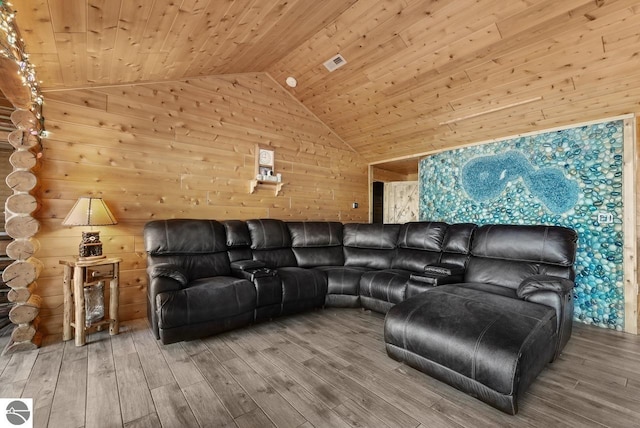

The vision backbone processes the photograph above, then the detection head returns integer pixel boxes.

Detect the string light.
[0,1,44,132]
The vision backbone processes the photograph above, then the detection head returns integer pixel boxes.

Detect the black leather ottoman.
[384,284,558,414]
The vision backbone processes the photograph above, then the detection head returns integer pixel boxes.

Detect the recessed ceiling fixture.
[323,53,347,72]
[285,76,297,88]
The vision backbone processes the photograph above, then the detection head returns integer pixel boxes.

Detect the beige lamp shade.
[62,197,118,226]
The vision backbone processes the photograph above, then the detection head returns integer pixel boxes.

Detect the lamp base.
[79,231,104,260]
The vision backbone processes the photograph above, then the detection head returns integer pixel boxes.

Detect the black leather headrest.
[246,219,291,250]
[396,222,448,251]
[443,223,477,254]
[471,224,577,266]
[343,223,400,249]
[144,219,227,255]
[223,220,252,248]
[287,222,343,247]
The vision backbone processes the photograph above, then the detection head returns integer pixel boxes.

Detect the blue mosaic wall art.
[419,120,625,330]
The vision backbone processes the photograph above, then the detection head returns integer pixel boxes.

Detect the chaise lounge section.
[384,224,578,414]
[144,218,577,414]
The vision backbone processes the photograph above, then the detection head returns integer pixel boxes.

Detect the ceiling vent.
[323,53,347,72]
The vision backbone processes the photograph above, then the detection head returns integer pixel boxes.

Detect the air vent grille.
[323,54,347,72]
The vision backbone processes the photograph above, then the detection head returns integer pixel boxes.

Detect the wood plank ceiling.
[12,0,640,163]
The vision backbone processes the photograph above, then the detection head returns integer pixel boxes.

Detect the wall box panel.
[419,116,637,333]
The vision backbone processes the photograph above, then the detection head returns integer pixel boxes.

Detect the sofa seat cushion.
[384,285,557,414]
[360,269,412,304]
[276,267,328,304]
[313,266,369,308]
[312,266,367,295]
[156,276,256,329]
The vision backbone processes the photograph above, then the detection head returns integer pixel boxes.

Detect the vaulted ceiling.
[12,0,640,163]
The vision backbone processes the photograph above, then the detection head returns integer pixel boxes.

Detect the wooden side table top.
[59,257,123,268]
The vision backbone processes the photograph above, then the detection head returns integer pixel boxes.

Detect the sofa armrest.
[406,270,464,298]
[147,263,188,291]
[517,274,575,360]
[423,263,465,277]
[230,260,276,281]
[517,275,574,299]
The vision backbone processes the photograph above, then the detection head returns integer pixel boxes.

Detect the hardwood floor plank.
[0,380,26,400]
[266,371,351,428]
[191,348,258,418]
[182,380,236,428]
[201,333,240,362]
[223,357,306,428]
[48,351,87,428]
[179,338,209,357]
[123,412,161,428]
[114,352,156,424]
[222,332,283,377]
[159,342,205,388]
[234,407,277,428]
[86,333,123,428]
[303,356,420,428]
[0,349,38,383]
[529,377,640,427]
[150,383,199,428]
[340,364,453,425]
[252,323,315,363]
[130,323,174,389]
[260,346,350,408]
[516,392,606,428]
[110,324,137,358]
[332,398,393,428]
[21,348,63,428]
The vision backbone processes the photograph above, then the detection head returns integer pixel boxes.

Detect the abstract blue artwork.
[419,120,625,330]
[461,150,579,213]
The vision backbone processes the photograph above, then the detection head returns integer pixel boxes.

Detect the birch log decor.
[2,109,43,353]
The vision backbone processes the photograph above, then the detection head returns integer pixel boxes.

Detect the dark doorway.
[372,181,384,223]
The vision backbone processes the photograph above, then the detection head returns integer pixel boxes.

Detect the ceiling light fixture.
[285,76,297,88]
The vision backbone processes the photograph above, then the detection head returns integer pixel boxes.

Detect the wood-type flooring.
[1,308,639,428]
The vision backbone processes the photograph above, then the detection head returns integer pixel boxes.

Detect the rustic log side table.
[60,257,122,346]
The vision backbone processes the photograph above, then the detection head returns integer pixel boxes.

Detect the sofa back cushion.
[343,223,400,269]
[246,219,297,268]
[288,222,345,267]
[391,222,448,272]
[439,223,477,267]
[465,224,577,289]
[144,219,231,279]
[223,220,253,262]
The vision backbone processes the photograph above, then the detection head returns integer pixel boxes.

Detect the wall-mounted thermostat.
[597,212,614,224]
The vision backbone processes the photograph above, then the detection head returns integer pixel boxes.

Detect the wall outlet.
[352,202,358,209]
[597,212,614,223]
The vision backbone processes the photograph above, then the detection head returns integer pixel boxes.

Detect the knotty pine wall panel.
[35,73,368,334]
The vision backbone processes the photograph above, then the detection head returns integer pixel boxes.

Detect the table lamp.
[62,197,118,260]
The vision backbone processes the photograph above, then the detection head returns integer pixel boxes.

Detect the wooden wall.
[35,73,369,335]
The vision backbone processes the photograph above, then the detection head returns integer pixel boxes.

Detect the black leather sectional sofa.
[144,218,578,414]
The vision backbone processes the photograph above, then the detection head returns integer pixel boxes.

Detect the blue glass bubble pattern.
[419,120,625,330]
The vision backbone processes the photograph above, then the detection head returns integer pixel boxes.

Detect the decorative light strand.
[0,1,44,130]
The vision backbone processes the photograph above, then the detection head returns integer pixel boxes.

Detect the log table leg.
[73,266,85,346]
[109,263,119,336]
[62,265,72,341]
